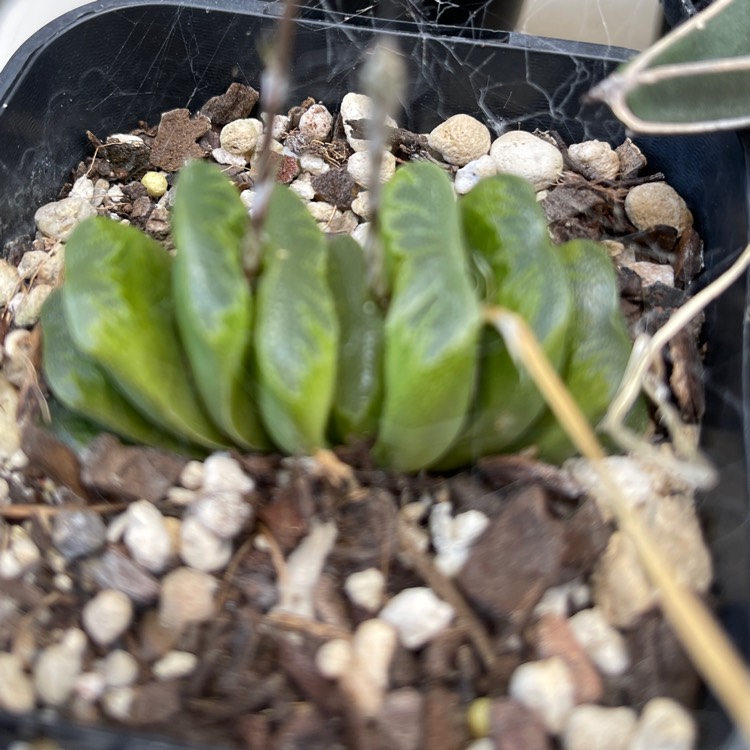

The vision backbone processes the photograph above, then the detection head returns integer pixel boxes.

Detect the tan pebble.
[159,566,217,631]
[179,460,204,490]
[351,190,372,219]
[299,103,333,141]
[568,140,620,180]
[3,328,37,388]
[340,92,397,152]
[625,182,692,236]
[0,259,20,306]
[33,628,86,706]
[490,131,563,190]
[0,375,21,461]
[152,650,198,681]
[428,114,491,167]
[219,118,263,155]
[299,153,330,176]
[567,607,629,676]
[629,261,675,288]
[290,175,316,201]
[179,516,232,572]
[16,250,48,280]
[82,589,133,646]
[0,653,35,713]
[34,197,97,240]
[344,568,385,612]
[532,614,603,704]
[562,704,636,750]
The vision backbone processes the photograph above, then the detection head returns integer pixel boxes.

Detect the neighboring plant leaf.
[589,0,750,133]
[326,234,384,442]
[172,160,269,449]
[375,162,481,471]
[437,175,573,469]
[522,239,636,462]
[61,217,227,449]
[254,185,339,454]
[41,289,189,452]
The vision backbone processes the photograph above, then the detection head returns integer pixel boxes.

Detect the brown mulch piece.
[149,108,211,172]
[200,83,260,126]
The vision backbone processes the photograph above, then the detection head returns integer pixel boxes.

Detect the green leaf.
[41,289,191,452]
[62,217,227,449]
[172,160,268,449]
[326,234,384,442]
[523,239,635,462]
[374,162,481,471]
[589,0,750,133]
[254,185,339,454]
[437,175,573,468]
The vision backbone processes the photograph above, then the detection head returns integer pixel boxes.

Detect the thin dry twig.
[0,502,127,520]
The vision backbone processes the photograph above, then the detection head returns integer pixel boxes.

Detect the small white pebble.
[75,671,106,702]
[16,250,48,280]
[351,222,370,248]
[191,490,252,539]
[54,573,74,592]
[69,175,95,202]
[316,638,352,678]
[568,607,629,676]
[141,171,168,199]
[263,112,289,139]
[240,189,255,210]
[212,147,247,167]
[180,516,233,572]
[202,453,254,494]
[299,103,333,141]
[465,741,494,750]
[34,197,97,240]
[490,131,563,190]
[159,567,217,631]
[351,190,372,220]
[152,650,198,681]
[379,587,454,649]
[0,259,20,307]
[430,503,489,577]
[167,486,197,506]
[630,697,696,750]
[347,150,396,189]
[12,284,53,327]
[299,153,330,176]
[344,568,385,612]
[533,580,591,619]
[340,92,398,152]
[508,657,575,735]
[307,201,342,223]
[180,460,204,490]
[428,114,491,167]
[82,589,133,646]
[219,118,263,156]
[563,704,636,750]
[625,182,692,236]
[290,175,316,201]
[92,178,109,207]
[454,154,497,194]
[103,649,139,688]
[568,140,620,180]
[33,628,86,706]
[123,499,171,574]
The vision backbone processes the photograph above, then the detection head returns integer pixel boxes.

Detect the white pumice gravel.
[2,329,30,386]
[351,190,372,219]
[167,486,198,506]
[429,502,489,576]
[0,653,35,713]
[219,118,263,156]
[33,628,87,707]
[262,112,289,140]
[298,103,334,141]
[625,181,692,236]
[159,566,218,631]
[179,460,205,490]
[630,697,696,750]
[562,704,637,750]
[68,175,95,202]
[101,686,134,721]
[427,113,491,167]
[212,147,248,167]
[299,153,330,175]
[0,526,40,579]
[191,490,252,539]
[347,150,396,188]
[103,649,139,688]
[567,607,629,676]
[123,499,172,574]
[378,587,455,649]
[82,590,134,646]
[490,130,564,190]
[152,650,198,681]
[340,92,397,152]
[344,568,386,612]
[567,140,620,180]
[202,453,254,494]
[180,515,233,572]
[508,656,576,735]
[11,283,53,327]
[290,175,316,201]
[454,154,497,194]
[34,196,97,240]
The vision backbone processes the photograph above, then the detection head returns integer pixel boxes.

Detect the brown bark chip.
[150,108,211,172]
[200,83,260,126]
[456,486,566,628]
[490,698,553,750]
[423,687,468,750]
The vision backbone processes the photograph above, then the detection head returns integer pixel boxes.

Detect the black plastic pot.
[0,2,748,749]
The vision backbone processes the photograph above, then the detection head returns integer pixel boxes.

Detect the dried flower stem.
[486,303,750,744]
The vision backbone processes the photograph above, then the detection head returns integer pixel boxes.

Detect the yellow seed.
[141,171,168,199]
[466,696,491,738]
